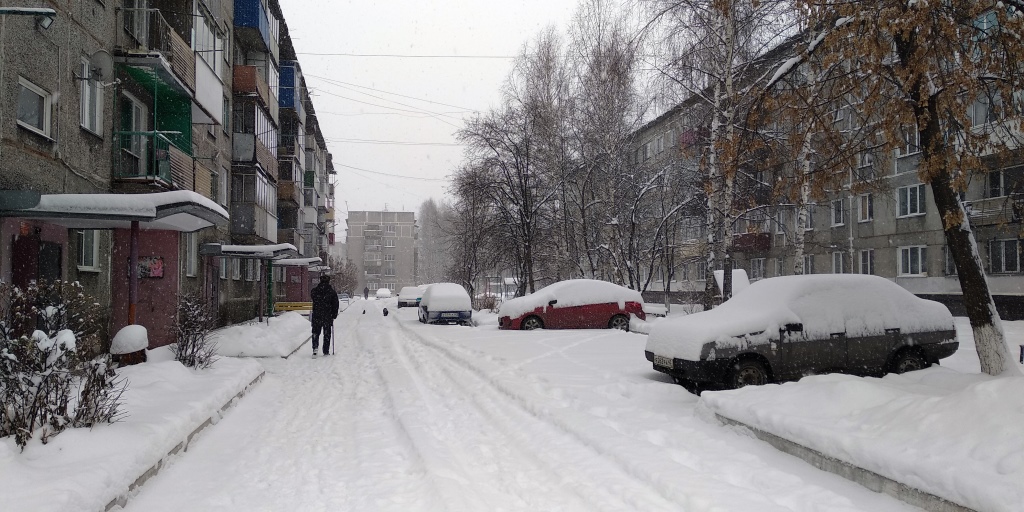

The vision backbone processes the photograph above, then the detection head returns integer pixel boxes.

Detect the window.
[384,254,395,261]
[990,239,1020,273]
[122,92,148,174]
[184,232,198,277]
[220,257,228,279]
[803,254,815,274]
[123,0,149,44]
[775,210,787,235]
[895,126,920,157]
[17,77,52,137]
[222,96,231,134]
[832,251,846,274]
[385,224,397,234]
[857,150,875,169]
[232,258,241,280]
[775,257,784,277]
[696,260,707,281]
[384,238,396,248]
[898,184,927,217]
[79,59,103,134]
[831,199,845,226]
[860,249,875,275]
[944,246,958,276]
[988,170,1006,198]
[799,204,815,231]
[76,230,99,270]
[750,258,765,280]
[899,246,928,276]
[256,260,262,282]
[858,194,873,222]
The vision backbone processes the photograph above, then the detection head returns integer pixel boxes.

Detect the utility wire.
[324,137,463,147]
[336,162,450,182]
[312,88,464,128]
[305,73,479,113]
[295,52,515,59]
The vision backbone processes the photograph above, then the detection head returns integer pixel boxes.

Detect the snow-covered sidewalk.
[1,349,264,512]
[212,311,311,358]
[700,319,1024,512]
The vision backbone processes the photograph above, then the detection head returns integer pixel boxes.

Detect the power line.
[324,137,463,147]
[305,74,479,113]
[312,88,464,128]
[336,162,450,182]
[295,52,515,59]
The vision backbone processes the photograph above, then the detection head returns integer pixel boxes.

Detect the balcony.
[232,133,279,181]
[730,232,771,252]
[278,181,302,207]
[234,66,273,108]
[279,62,306,119]
[115,8,195,96]
[231,203,277,243]
[114,131,193,188]
[277,228,306,253]
[966,195,1024,226]
[234,0,272,53]
[325,207,335,222]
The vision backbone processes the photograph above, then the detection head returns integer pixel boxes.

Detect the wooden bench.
[274,301,312,313]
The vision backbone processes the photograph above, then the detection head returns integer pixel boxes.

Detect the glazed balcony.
[966,195,1024,226]
[115,8,195,95]
[113,131,193,189]
[730,232,771,252]
[232,133,279,181]
[278,181,302,207]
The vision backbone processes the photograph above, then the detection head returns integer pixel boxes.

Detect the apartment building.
[0,0,336,347]
[346,211,417,294]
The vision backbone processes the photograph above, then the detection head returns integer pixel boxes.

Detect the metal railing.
[114,131,183,183]
[116,8,195,92]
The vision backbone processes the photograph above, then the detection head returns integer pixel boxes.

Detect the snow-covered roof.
[498,279,643,320]
[421,283,471,311]
[204,243,299,259]
[275,257,322,267]
[646,274,955,361]
[0,191,229,232]
[398,286,423,299]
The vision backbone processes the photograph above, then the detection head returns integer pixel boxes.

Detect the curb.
[284,335,313,359]
[714,414,976,512]
[103,370,266,512]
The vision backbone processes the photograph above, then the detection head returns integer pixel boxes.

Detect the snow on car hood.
[498,279,643,319]
[646,274,955,361]
[421,283,471,311]
[398,287,422,300]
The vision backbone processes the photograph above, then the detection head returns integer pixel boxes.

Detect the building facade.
[346,211,417,294]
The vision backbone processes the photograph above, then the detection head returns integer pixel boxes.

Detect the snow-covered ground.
[5,303,1022,511]
[212,312,310,358]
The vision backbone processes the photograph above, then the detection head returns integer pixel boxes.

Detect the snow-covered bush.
[171,292,217,369]
[0,280,124,449]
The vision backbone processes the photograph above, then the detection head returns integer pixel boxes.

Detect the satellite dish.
[89,50,114,82]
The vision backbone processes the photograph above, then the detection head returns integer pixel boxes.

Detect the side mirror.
[548,299,558,306]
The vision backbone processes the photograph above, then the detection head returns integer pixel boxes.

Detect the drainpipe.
[129,220,139,324]
[266,259,274,318]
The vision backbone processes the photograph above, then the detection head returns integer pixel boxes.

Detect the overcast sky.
[277,0,581,232]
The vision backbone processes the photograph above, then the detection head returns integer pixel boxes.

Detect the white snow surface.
[110,324,148,354]
[398,286,423,300]
[498,279,643,320]
[219,243,298,256]
[712,269,750,296]
[2,350,262,512]
[647,274,954,361]
[420,282,471,311]
[376,287,392,298]
[6,307,1023,512]
[211,312,310,357]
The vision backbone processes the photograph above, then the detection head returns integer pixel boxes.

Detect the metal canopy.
[0,190,229,232]
[200,242,299,260]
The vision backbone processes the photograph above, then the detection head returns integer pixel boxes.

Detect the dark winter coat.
[311,282,340,322]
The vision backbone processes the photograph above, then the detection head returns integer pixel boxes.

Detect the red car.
[498,279,646,331]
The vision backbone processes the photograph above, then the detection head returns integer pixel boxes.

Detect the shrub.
[170,292,218,369]
[0,280,124,449]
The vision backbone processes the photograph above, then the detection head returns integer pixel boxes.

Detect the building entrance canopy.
[200,243,299,260]
[0,190,229,231]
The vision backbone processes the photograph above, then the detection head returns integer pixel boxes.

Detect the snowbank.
[1,351,263,512]
[647,274,954,360]
[421,283,471,311]
[211,312,310,357]
[498,279,643,320]
[701,369,1024,512]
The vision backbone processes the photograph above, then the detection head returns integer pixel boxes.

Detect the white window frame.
[220,257,228,279]
[79,58,104,135]
[895,126,920,158]
[750,258,766,280]
[989,239,1020,274]
[899,246,928,277]
[775,257,784,277]
[232,258,241,280]
[898,184,927,217]
[256,260,262,282]
[803,254,815,274]
[245,259,255,281]
[858,193,873,222]
[76,229,100,271]
[860,249,875,275]
[384,238,396,248]
[17,77,52,138]
[184,232,198,277]
[800,204,815,231]
[832,251,846,274]
[831,199,845,226]
[944,246,958,276]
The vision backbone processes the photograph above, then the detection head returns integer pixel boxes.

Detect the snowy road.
[120,302,921,512]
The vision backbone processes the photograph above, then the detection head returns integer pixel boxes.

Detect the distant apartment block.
[346,211,416,294]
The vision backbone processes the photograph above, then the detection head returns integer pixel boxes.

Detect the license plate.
[440,312,459,318]
[653,355,673,368]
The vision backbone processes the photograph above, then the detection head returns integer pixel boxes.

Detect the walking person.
[363,286,369,300]
[311,274,340,357]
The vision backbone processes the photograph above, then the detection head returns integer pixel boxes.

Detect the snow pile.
[110,325,148,354]
[1,351,263,512]
[498,279,643,320]
[712,269,750,295]
[420,283,471,311]
[647,274,954,360]
[211,312,310,357]
[701,369,1024,512]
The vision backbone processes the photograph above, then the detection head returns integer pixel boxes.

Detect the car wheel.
[521,316,543,330]
[608,314,630,331]
[729,359,770,389]
[889,349,929,374]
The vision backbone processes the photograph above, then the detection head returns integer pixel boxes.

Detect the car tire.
[888,348,929,374]
[729,359,771,389]
[521,316,544,330]
[608,314,630,331]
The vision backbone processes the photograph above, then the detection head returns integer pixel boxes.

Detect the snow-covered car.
[498,279,645,331]
[645,274,958,391]
[397,286,424,308]
[375,288,392,299]
[418,283,472,325]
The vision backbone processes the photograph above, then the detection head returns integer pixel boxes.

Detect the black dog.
[383,308,389,316]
